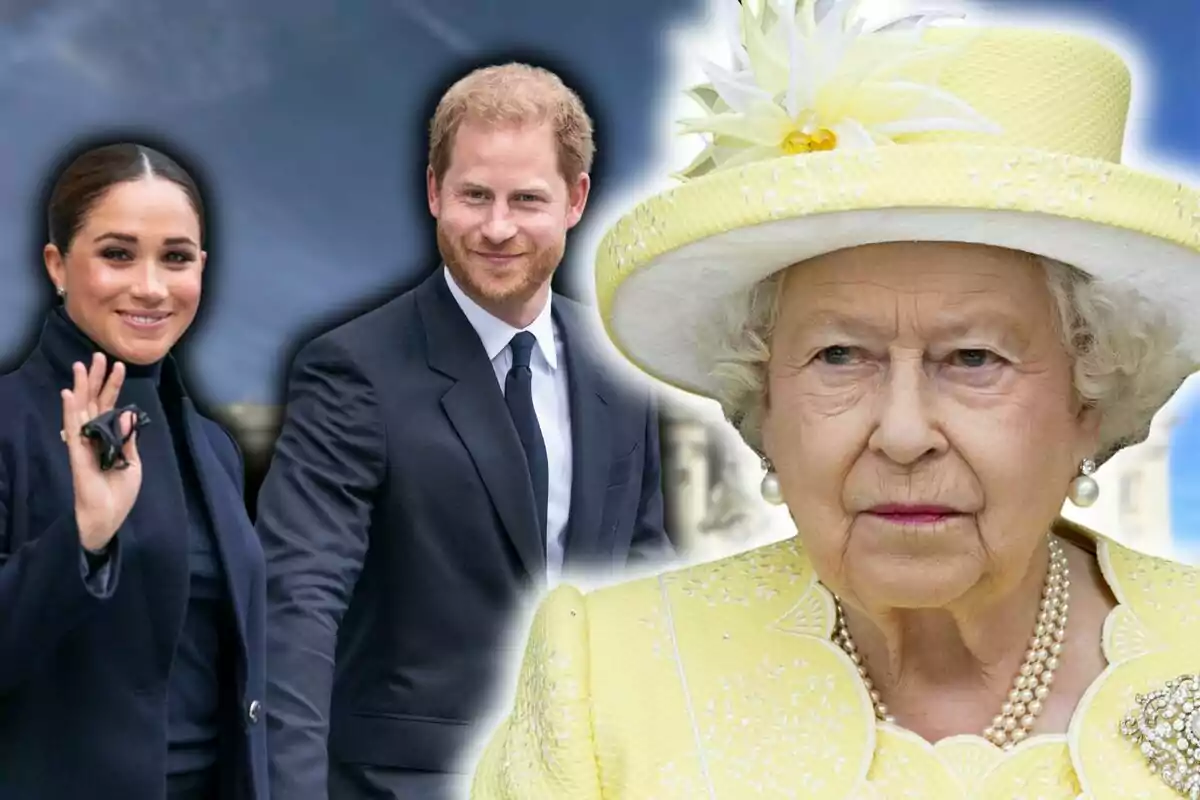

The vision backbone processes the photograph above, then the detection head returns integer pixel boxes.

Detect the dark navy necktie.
[505,332,548,549]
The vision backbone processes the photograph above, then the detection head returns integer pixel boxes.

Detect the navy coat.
[0,310,269,799]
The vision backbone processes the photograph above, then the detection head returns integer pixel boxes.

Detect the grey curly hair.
[708,254,1194,465]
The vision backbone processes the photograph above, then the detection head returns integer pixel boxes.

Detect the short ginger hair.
[428,62,594,186]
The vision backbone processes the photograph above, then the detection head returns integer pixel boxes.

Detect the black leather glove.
[80,405,151,471]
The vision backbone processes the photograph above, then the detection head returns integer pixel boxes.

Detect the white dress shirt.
[444,267,573,580]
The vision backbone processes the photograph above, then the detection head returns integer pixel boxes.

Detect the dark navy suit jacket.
[0,311,269,799]
[258,268,671,797]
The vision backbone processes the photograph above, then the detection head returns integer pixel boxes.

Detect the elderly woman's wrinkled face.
[761,242,1099,611]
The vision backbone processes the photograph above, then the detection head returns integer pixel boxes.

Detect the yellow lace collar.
[726,521,1200,798]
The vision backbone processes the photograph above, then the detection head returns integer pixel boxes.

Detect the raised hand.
[60,353,143,552]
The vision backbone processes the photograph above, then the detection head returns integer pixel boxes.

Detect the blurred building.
[212,403,283,516]
[1115,426,1173,554]
[1063,407,1179,559]
[216,402,282,460]
[658,404,795,560]
[1167,386,1200,564]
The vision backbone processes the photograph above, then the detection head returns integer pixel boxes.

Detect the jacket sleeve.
[471,586,603,800]
[0,456,123,694]
[255,334,385,799]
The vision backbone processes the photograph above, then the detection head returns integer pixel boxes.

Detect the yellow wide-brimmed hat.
[595,0,1200,398]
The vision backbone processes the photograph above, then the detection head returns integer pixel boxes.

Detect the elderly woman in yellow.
[471,1,1200,798]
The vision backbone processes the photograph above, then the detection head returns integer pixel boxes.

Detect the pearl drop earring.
[760,457,783,505]
[1068,458,1099,507]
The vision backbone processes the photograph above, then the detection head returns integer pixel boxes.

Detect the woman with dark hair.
[0,142,268,799]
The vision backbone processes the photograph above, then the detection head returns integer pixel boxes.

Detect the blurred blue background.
[0,0,1196,546]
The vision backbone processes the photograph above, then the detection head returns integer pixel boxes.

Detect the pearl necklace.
[832,537,1070,749]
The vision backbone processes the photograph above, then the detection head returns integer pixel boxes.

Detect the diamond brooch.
[1121,673,1200,798]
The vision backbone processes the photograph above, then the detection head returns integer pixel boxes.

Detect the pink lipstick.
[867,504,961,524]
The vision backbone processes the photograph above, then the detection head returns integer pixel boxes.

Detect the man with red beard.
[255,63,672,800]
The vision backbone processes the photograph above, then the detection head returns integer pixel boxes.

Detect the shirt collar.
[444,266,557,370]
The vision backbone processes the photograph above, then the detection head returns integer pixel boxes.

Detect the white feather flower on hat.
[675,0,1002,180]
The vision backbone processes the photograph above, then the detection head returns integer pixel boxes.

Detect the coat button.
[247,700,262,724]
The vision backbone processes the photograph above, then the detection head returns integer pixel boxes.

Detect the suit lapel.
[115,379,189,674]
[417,271,545,577]
[555,302,611,564]
[180,399,252,659]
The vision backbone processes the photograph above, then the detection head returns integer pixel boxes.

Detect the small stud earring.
[55,286,65,297]
[1068,458,1099,508]
[760,456,784,506]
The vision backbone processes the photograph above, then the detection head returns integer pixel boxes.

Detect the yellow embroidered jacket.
[472,521,1200,799]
